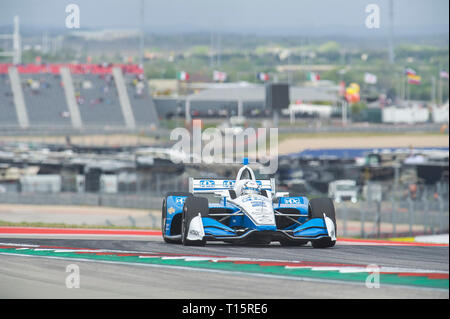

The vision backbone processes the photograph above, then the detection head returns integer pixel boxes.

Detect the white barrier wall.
[283,104,333,118]
[100,175,118,194]
[20,175,61,193]
[432,104,449,123]
[382,106,429,124]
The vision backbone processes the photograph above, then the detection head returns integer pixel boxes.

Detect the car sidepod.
[275,196,336,246]
[163,193,191,239]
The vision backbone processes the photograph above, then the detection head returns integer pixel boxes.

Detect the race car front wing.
[196,215,334,243]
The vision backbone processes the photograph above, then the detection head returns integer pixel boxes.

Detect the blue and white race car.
[161,159,337,248]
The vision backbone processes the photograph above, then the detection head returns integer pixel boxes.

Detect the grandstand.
[0,63,159,131]
[21,73,71,127]
[124,73,159,127]
[73,73,125,127]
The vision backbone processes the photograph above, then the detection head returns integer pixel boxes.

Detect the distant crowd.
[0,63,144,75]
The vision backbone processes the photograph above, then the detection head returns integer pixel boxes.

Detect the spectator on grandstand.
[60,111,70,118]
[105,74,113,84]
[90,97,104,105]
[30,80,40,95]
[82,80,93,89]
[135,81,144,98]
[76,96,85,105]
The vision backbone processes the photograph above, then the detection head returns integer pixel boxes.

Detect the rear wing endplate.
[189,178,275,195]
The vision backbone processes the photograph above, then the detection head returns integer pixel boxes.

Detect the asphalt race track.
[0,233,448,299]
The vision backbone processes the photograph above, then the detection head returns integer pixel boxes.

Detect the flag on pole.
[404,68,416,76]
[339,81,346,97]
[364,72,377,84]
[307,72,320,82]
[257,72,270,82]
[177,71,190,81]
[440,70,449,79]
[407,74,421,85]
[213,70,227,82]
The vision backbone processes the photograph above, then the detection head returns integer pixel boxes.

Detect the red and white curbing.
[0,227,448,247]
[414,234,449,245]
[0,226,160,236]
[0,242,447,279]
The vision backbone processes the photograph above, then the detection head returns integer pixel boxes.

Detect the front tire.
[181,196,208,246]
[161,192,192,244]
[308,197,337,248]
[312,237,336,248]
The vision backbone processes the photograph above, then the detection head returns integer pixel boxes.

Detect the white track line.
[0,251,447,292]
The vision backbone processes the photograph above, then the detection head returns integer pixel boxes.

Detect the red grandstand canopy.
[0,63,143,75]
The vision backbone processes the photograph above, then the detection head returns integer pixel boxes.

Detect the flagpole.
[217,33,221,69]
[407,80,410,106]
[288,52,292,85]
[431,76,436,105]
[438,62,442,106]
[404,73,407,104]
[342,100,347,126]
[210,31,214,70]
[402,71,406,101]
[405,72,408,102]
[139,0,145,66]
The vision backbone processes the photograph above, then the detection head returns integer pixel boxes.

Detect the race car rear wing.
[189,178,275,195]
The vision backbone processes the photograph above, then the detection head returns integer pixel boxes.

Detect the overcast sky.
[0,0,448,35]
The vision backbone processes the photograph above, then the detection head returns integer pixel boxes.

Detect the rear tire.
[161,192,192,244]
[181,196,208,246]
[308,197,336,248]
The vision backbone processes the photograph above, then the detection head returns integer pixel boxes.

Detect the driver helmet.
[241,180,261,196]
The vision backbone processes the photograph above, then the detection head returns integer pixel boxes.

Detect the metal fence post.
[423,192,429,234]
[430,198,435,235]
[407,198,414,236]
[361,201,366,238]
[391,197,396,237]
[438,196,444,234]
[376,201,381,238]
[149,213,157,229]
[343,203,348,237]
[128,215,136,227]
[156,174,160,195]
